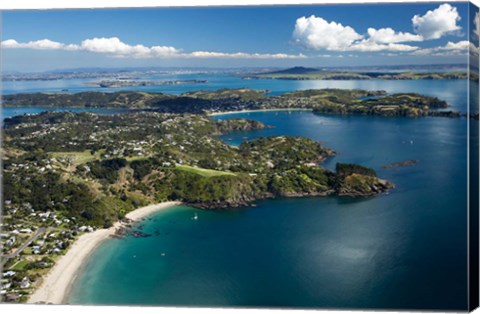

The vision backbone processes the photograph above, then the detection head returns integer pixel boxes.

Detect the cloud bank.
[2,39,78,50]
[1,36,305,60]
[292,3,464,54]
[411,40,470,56]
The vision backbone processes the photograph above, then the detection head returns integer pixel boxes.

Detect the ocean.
[2,75,475,310]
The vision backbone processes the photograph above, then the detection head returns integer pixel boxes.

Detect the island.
[1,110,394,302]
[382,160,419,169]
[85,79,208,88]
[242,66,470,80]
[2,87,462,118]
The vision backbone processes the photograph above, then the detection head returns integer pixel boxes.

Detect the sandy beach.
[207,108,312,116]
[27,201,181,305]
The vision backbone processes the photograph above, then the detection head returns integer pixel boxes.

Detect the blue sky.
[1,2,476,72]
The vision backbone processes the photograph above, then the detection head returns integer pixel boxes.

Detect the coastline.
[27,201,182,305]
[207,108,312,116]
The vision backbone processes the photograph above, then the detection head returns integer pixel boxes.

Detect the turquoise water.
[68,110,470,310]
[3,77,474,310]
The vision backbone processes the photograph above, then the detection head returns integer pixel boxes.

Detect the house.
[20,277,31,289]
[38,212,51,218]
[2,282,12,289]
[2,271,16,277]
[5,237,16,246]
[5,293,20,302]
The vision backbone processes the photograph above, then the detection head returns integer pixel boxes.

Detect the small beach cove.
[27,201,181,304]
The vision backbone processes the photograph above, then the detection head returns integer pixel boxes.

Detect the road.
[1,227,48,267]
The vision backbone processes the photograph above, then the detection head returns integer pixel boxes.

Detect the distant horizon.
[2,63,470,75]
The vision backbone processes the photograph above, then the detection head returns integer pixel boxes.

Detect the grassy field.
[10,260,29,271]
[125,155,149,162]
[50,150,103,165]
[175,165,236,177]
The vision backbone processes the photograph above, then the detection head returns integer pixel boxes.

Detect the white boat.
[193,213,198,220]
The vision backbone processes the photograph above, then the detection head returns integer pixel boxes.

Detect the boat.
[192,213,198,220]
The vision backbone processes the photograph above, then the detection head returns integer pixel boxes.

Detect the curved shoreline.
[27,201,181,305]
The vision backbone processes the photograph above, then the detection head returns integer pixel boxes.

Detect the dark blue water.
[68,110,469,310]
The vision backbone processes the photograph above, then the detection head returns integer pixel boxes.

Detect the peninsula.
[242,66,470,80]
[3,87,461,118]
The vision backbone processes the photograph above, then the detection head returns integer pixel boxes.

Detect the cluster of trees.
[152,170,254,207]
[335,163,377,177]
[239,136,334,170]
[268,166,334,196]
[87,158,128,183]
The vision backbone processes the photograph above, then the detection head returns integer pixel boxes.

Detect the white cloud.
[442,40,470,50]
[1,36,305,60]
[292,15,363,51]
[291,3,466,55]
[366,27,422,44]
[349,41,418,52]
[411,40,470,56]
[79,37,179,58]
[291,16,420,52]
[2,38,70,50]
[412,3,461,40]
[470,42,479,57]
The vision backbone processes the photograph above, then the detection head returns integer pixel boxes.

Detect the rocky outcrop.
[215,118,271,134]
[337,174,395,196]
